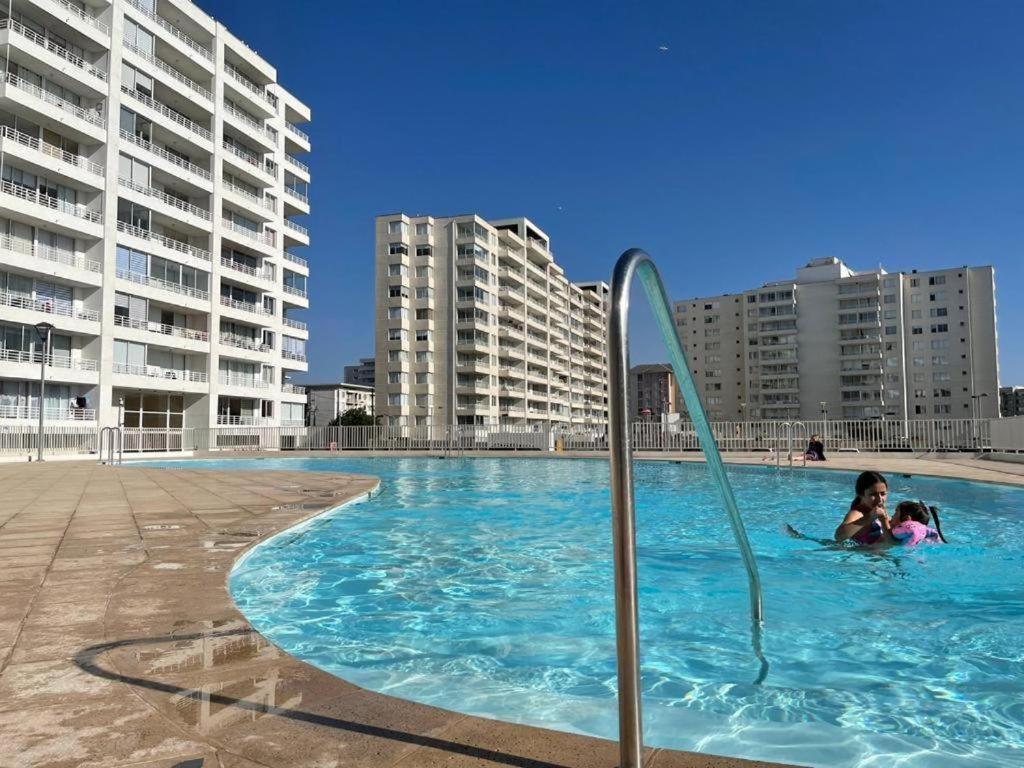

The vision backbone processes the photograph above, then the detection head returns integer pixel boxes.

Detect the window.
[931,356,947,365]
[415,329,430,342]
[929,291,947,302]
[933,404,951,414]
[123,19,154,56]
[388,242,408,256]
[911,294,921,304]
[387,372,405,384]
[883,294,895,304]
[387,393,408,406]
[884,326,897,335]
[414,372,428,384]
[883,278,896,288]
[929,307,948,317]
[931,339,949,349]
[933,388,951,398]
[121,63,153,97]
[884,309,897,319]
[932,371,950,381]
[388,286,408,299]
[911,341,925,351]
[415,287,432,301]
[414,222,430,236]
[911,309,922,319]
[388,307,408,321]
[387,328,406,341]
[388,220,407,236]
[912,373,925,383]
[388,350,407,363]
[911,327,923,335]
[929,275,946,286]
[415,265,432,279]
[912,357,925,367]
[415,351,429,363]
[415,245,431,258]
[930,323,949,333]
[913,388,927,398]
[388,263,407,278]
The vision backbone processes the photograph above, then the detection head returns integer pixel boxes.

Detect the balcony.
[281,383,305,395]
[220,139,275,185]
[117,221,211,262]
[281,349,307,362]
[2,72,105,139]
[284,187,309,206]
[283,284,308,300]
[283,317,307,333]
[0,403,95,421]
[0,19,107,85]
[220,218,277,252]
[38,0,109,38]
[219,295,273,316]
[283,219,309,243]
[124,0,212,62]
[119,129,211,186]
[121,40,212,103]
[1,178,102,228]
[219,332,271,353]
[0,233,100,276]
[223,63,275,115]
[118,177,212,226]
[115,269,210,302]
[121,85,211,144]
[0,347,98,372]
[220,256,274,283]
[223,101,276,146]
[285,155,309,177]
[0,289,99,322]
[284,251,308,270]
[115,362,208,383]
[0,125,103,180]
[218,372,270,389]
[114,314,209,343]
[216,415,273,426]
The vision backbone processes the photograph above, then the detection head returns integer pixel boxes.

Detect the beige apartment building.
[628,363,678,418]
[374,213,609,428]
[674,258,999,422]
[0,0,311,430]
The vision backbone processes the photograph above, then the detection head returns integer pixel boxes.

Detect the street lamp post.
[820,401,829,441]
[34,322,54,462]
[970,393,988,447]
[117,396,125,429]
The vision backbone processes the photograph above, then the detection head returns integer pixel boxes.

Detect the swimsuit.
[851,518,884,545]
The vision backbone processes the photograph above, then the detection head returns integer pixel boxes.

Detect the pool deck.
[0,453,1020,768]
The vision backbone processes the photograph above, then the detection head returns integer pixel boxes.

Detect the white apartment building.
[306,382,374,426]
[674,258,999,422]
[375,214,609,428]
[0,0,311,431]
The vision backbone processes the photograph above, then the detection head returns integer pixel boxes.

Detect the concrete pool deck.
[1,454,1020,767]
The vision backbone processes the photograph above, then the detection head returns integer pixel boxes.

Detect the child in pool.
[891,500,947,546]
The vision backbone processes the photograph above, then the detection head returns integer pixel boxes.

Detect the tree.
[329,407,375,427]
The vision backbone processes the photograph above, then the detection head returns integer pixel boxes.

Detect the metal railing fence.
[0,418,999,458]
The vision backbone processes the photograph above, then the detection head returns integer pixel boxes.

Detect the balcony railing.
[219,295,273,316]
[0,19,107,80]
[0,125,104,176]
[281,383,305,394]
[0,233,101,273]
[221,218,276,247]
[0,347,98,370]
[119,129,211,182]
[285,122,309,142]
[114,362,208,383]
[118,177,212,222]
[284,252,308,269]
[216,415,273,425]
[45,0,109,35]
[116,220,211,261]
[218,372,270,389]
[221,139,269,174]
[0,289,100,321]
[281,349,307,362]
[4,72,105,127]
[219,332,271,353]
[283,284,307,299]
[124,0,212,60]
[223,102,275,142]
[285,155,309,175]
[219,256,274,281]
[1,179,102,223]
[114,314,209,342]
[0,404,96,420]
[282,317,307,331]
[115,269,210,301]
[121,85,211,141]
[224,63,274,107]
[284,187,308,205]
[122,41,211,100]
[284,219,308,237]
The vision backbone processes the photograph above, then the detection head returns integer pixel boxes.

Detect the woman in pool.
[834,470,893,545]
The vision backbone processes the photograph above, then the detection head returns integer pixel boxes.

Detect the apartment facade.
[306,382,374,426]
[374,214,609,428]
[343,356,374,387]
[629,363,678,418]
[0,0,311,430]
[674,258,999,422]
[1000,386,1024,418]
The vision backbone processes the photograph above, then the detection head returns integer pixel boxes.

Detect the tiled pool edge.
[0,462,791,768]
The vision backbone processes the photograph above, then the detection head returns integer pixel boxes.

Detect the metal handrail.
[607,248,766,768]
[99,426,122,465]
[777,421,809,468]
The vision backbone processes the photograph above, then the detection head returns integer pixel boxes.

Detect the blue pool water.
[168,457,1022,767]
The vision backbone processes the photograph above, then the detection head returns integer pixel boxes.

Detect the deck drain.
[142,524,181,531]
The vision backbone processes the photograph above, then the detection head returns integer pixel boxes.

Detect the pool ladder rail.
[607,249,767,768]
[98,426,123,465]
[778,421,809,468]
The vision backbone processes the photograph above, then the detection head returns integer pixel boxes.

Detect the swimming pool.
[170,457,1022,767]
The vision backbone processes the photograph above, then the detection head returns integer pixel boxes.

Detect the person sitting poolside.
[804,434,826,462]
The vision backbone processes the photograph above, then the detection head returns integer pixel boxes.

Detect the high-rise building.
[673,258,999,421]
[629,363,678,418]
[343,356,375,387]
[306,382,374,426]
[1000,386,1024,418]
[0,0,311,430]
[374,213,609,428]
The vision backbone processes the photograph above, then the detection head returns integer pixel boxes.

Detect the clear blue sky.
[202,0,1023,385]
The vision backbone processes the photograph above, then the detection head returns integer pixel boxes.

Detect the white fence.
[0,419,1000,458]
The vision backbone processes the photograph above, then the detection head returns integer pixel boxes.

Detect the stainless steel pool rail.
[778,421,808,468]
[607,249,766,768]
[98,426,122,465]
